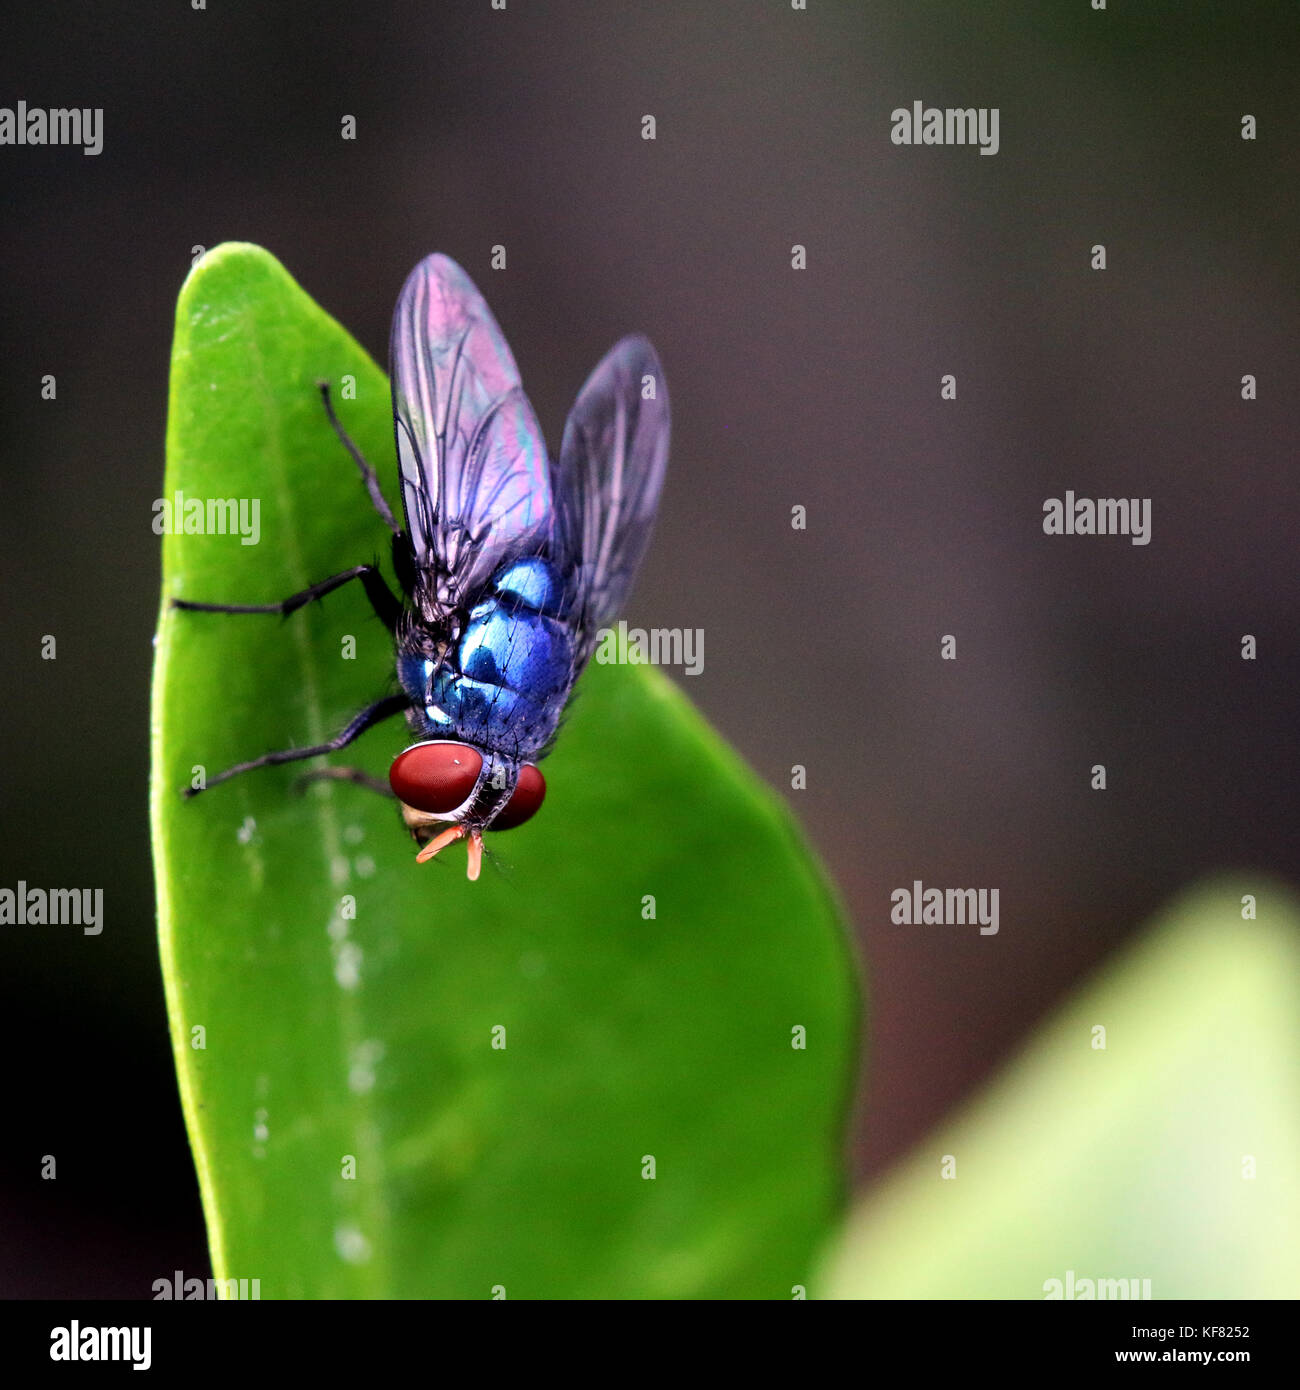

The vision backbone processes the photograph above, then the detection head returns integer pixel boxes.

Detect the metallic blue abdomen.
[400,557,575,757]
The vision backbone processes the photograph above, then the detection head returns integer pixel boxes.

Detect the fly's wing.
[390,254,552,617]
[551,335,670,670]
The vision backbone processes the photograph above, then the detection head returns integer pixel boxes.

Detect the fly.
[175,253,670,880]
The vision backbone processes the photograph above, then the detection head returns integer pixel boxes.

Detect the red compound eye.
[389,742,483,814]
[491,764,546,831]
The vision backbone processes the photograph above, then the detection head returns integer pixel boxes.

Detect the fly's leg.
[294,766,395,798]
[317,380,401,535]
[173,563,402,633]
[183,693,410,798]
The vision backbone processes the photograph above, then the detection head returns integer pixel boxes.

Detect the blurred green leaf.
[818,879,1300,1299]
[150,243,857,1299]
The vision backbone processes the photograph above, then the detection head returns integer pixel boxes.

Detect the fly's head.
[388,740,546,881]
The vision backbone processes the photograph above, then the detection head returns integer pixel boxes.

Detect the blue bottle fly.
[175,253,670,880]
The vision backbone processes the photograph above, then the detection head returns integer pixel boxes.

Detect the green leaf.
[150,243,856,1299]
[817,878,1300,1299]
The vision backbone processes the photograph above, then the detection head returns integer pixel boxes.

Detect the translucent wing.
[552,335,670,668]
[390,254,552,618]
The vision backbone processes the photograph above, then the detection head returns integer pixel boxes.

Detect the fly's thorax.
[396,641,438,707]
[396,562,578,756]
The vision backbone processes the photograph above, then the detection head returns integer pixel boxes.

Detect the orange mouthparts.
[415,823,484,881]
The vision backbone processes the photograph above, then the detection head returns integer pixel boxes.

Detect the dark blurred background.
[1,0,1297,1296]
